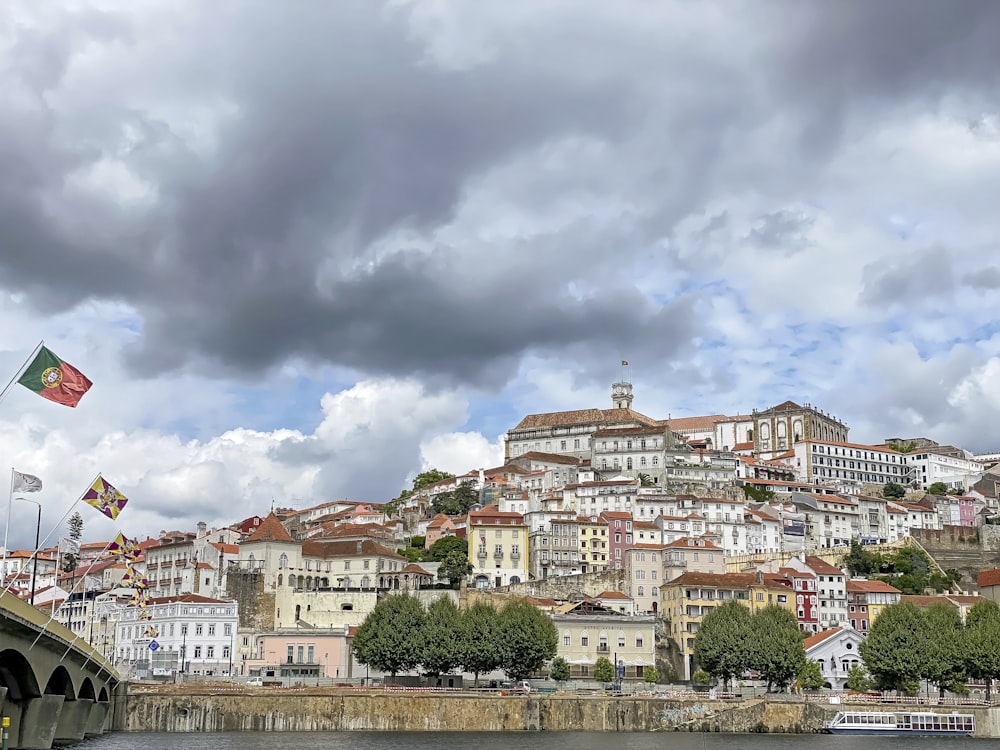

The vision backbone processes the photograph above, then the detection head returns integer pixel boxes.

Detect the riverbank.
[114,685,1000,736]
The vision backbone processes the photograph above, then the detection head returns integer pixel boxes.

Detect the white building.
[116,593,238,679]
[803,627,866,690]
[792,440,913,492]
[905,450,985,492]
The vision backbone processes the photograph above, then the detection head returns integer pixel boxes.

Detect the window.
[581,634,589,647]
[279,553,288,569]
[195,624,203,636]
[208,625,216,636]
[224,624,232,636]
[207,646,215,659]
[636,635,644,648]
[618,632,626,648]
[194,646,202,658]
[563,633,571,646]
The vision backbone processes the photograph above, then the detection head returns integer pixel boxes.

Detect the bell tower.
[611,381,633,410]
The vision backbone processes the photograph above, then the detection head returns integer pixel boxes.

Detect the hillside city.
[5,382,1000,690]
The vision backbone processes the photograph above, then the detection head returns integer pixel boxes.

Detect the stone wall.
[502,569,626,600]
[226,569,274,631]
[119,689,1000,736]
[913,526,997,590]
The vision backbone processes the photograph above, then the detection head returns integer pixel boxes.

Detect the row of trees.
[693,601,806,691]
[352,594,558,683]
[859,599,1000,697]
[841,541,962,594]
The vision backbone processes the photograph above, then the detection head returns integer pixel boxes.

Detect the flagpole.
[0,340,44,411]
[2,475,95,598]
[2,468,13,573]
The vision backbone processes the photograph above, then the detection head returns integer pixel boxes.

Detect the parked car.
[246,677,263,687]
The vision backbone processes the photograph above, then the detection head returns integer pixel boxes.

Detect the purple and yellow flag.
[83,475,128,520]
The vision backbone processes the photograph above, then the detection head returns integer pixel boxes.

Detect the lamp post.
[15,498,41,606]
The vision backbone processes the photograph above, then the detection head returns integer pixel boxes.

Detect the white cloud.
[420,431,504,474]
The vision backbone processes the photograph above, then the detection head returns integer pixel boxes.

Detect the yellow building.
[468,505,529,589]
[550,601,656,682]
[577,515,608,573]
[662,571,795,680]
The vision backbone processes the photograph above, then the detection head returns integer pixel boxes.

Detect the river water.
[64,732,995,750]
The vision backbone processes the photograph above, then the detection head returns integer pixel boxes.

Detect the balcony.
[597,644,609,653]
[493,552,504,561]
[510,550,521,560]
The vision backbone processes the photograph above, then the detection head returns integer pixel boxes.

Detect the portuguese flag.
[17,345,93,407]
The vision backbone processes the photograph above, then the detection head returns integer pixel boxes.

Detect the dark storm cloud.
[2,1,1000,388]
[859,246,955,308]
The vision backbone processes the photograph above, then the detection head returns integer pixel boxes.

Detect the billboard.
[782,518,805,537]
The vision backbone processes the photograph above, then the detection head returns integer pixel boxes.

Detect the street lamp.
[15,497,41,606]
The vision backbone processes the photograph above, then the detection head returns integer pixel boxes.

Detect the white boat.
[822,710,975,735]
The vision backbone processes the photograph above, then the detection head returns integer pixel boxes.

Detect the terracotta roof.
[804,556,844,576]
[661,414,729,432]
[802,628,842,650]
[731,442,754,452]
[901,595,959,609]
[209,542,239,554]
[633,520,659,531]
[301,538,403,559]
[592,425,667,437]
[664,537,721,550]
[597,591,632,600]
[513,407,658,430]
[243,513,295,544]
[977,569,1000,588]
[137,593,234,606]
[667,571,789,592]
[801,438,902,454]
[400,563,432,576]
[846,579,901,594]
[777,566,815,579]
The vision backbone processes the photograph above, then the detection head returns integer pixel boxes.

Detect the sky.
[1,0,999,548]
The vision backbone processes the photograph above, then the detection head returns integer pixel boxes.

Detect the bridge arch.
[79,677,97,701]
[44,664,77,700]
[0,648,41,701]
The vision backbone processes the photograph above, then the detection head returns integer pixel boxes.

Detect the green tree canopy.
[927,482,949,496]
[352,593,426,678]
[643,666,659,684]
[460,601,502,686]
[798,660,824,691]
[422,535,468,562]
[431,481,481,516]
[965,599,1000,700]
[846,664,873,693]
[594,656,615,684]
[421,596,463,677]
[751,605,805,692]
[922,602,967,697]
[883,482,906,499]
[496,599,558,682]
[741,484,775,503]
[841,541,881,577]
[693,600,754,690]
[385,469,456,516]
[437,551,473,586]
[859,600,927,694]
[549,656,571,683]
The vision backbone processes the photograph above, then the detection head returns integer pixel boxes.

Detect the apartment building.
[784,556,848,630]
[792,440,912,492]
[550,601,656,681]
[662,537,725,584]
[846,579,902,632]
[468,506,529,588]
[624,544,664,614]
[577,516,609,573]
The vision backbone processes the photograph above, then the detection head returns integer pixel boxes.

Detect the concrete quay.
[116,685,1000,737]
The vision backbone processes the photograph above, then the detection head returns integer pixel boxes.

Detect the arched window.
[278,553,288,569]
[640,456,647,467]
[599,632,608,651]
[637,585,644,596]
[288,575,297,588]
[361,576,370,589]
[626,458,633,470]
[777,421,787,439]
[652,456,659,466]
[277,574,283,586]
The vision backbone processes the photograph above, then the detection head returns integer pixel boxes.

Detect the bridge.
[0,591,118,749]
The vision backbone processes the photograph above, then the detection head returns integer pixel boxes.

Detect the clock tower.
[611,381,633,410]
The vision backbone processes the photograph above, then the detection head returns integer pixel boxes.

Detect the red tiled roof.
[243,513,295,544]
[659,414,728,432]
[804,556,844,576]
[977,569,1000,588]
[846,579,900,594]
[514,408,658,430]
[802,628,842,650]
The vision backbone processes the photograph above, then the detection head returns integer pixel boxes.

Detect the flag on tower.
[621,360,629,366]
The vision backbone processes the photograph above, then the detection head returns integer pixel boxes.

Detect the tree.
[385,469,456,516]
[594,656,615,684]
[637,473,654,487]
[693,600,753,691]
[460,601,502,686]
[437,551,473,586]
[421,596,463,678]
[798,660,824,691]
[643,666,659,684]
[860,601,927,694]
[422,535,468,562]
[887,440,918,454]
[964,599,1000,700]
[927,482,949,496]
[741,484,775,503]
[496,599,558,682]
[61,512,84,573]
[882,482,906,499]
[549,656,571,683]
[750,605,805,692]
[841,541,882,577]
[846,664,873,693]
[352,593,426,679]
[922,602,967,697]
[691,669,711,687]
[431,481,481,516]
